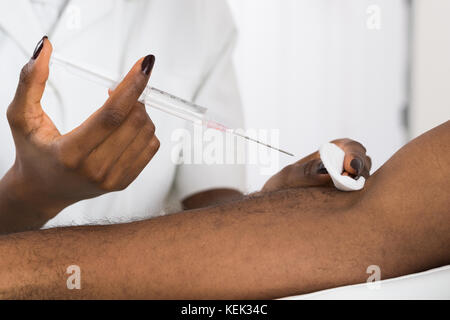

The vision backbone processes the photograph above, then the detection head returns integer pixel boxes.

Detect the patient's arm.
[0,122,449,299]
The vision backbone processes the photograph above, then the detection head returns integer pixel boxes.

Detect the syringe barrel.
[140,86,207,124]
[51,54,231,129]
[50,55,117,89]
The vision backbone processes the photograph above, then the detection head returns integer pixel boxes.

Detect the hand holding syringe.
[50,54,294,157]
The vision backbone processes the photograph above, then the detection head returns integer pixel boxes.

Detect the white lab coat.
[0,0,245,226]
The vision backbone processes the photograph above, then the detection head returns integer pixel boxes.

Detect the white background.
[227,0,409,191]
[410,0,450,138]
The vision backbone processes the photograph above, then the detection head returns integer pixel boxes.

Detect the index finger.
[61,55,155,159]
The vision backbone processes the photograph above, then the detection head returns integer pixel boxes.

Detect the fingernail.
[141,54,155,75]
[32,36,48,60]
[317,161,328,174]
[350,158,363,175]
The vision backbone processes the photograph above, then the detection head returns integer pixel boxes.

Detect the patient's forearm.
[0,188,360,299]
[0,122,449,299]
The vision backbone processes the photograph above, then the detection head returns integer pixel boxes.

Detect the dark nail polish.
[350,158,363,175]
[32,36,48,60]
[141,54,155,75]
[317,161,328,174]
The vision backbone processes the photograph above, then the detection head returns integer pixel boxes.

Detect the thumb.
[288,159,333,188]
[343,153,370,179]
[7,36,53,130]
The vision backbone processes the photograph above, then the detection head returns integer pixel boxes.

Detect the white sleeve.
[172,32,247,201]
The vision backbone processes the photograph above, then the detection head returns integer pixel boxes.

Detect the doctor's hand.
[261,139,372,193]
[0,37,159,234]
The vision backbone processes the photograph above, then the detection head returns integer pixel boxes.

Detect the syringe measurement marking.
[150,87,207,113]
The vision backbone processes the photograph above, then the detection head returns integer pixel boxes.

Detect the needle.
[51,54,295,157]
[231,131,295,157]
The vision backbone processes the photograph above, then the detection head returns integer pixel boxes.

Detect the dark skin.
[184,139,372,209]
[0,38,160,233]
[0,121,448,299]
[183,188,244,210]
[0,37,371,232]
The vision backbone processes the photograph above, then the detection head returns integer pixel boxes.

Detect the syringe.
[50,54,294,157]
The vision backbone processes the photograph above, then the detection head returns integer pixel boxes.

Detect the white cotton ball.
[319,143,366,192]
